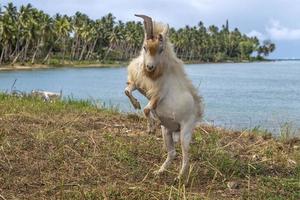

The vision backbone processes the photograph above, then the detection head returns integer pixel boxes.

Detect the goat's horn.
[135,14,153,40]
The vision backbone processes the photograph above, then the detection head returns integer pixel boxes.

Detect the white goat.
[125,15,204,180]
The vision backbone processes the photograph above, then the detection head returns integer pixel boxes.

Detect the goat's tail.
[186,80,204,121]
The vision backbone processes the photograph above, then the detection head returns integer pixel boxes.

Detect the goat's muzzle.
[146,64,155,72]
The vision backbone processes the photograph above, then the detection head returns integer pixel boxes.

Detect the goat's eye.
[158,34,163,42]
[159,47,164,54]
[143,46,147,51]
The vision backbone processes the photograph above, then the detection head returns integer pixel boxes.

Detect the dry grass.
[0,94,299,199]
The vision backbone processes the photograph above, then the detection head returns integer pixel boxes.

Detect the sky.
[2,0,300,59]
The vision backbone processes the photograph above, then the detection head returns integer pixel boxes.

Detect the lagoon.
[1,61,300,135]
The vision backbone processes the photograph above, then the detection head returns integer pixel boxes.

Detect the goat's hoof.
[173,176,179,184]
[153,169,164,176]
[173,175,185,185]
[144,108,151,117]
[133,100,141,110]
[147,130,155,134]
[124,90,129,96]
[147,128,156,134]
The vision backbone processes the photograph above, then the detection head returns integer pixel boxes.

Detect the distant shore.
[0,59,278,72]
[0,62,127,71]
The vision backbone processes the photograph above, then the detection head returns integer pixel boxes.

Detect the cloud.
[247,30,266,41]
[248,20,300,42]
[266,20,300,40]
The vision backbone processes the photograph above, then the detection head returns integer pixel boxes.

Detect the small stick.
[11,78,17,92]
[0,194,7,200]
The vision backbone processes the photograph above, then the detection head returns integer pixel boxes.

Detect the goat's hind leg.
[146,112,157,134]
[125,82,141,109]
[175,119,195,182]
[144,96,159,134]
[154,126,176,175]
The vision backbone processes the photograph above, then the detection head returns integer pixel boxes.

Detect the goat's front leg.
[125,82,141,109]
[143,95,159,117]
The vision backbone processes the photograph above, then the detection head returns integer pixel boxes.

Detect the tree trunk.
[11,47,24,66]
[62,38,66,64]
[71,35,79,60]
[31,39,41,65]
[43,48,52,64]
[22,40,30,63]
[31,48,39,65]
[85,39,97,60]
[75,39,81,60]
[79,43,87,61]
[103,45,112,61]
[43,38,60,64]
[10,41,19,59]
[0,46,5,65]
[6,45,11,62]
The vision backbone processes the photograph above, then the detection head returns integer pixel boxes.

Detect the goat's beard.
[143,64,163,80]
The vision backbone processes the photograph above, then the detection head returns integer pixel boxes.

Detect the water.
[1,61,300,135]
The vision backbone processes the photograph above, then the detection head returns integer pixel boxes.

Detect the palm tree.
[0,3,18,64]
[0,2,276,65]
[258,40,276,57]
[54,14,71,63]
[31,11,51,64]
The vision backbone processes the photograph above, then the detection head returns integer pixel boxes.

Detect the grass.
[0,93,299,199]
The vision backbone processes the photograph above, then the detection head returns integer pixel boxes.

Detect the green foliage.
[257,40,276,57]
[48,58,61,65]
[0,92,96,114]
[0,3,275,66]
[280,122,297,140]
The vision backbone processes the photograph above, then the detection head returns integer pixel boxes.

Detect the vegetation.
[0,3,276,67]
[0,93,299,199]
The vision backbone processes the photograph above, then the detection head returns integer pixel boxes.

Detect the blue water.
[1,61,300,135]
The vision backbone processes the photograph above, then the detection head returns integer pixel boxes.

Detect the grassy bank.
[0,94,299,199]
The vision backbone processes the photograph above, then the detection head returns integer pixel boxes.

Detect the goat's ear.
[161,24,169,37]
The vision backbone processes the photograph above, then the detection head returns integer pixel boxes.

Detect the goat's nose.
[147,64,154,70]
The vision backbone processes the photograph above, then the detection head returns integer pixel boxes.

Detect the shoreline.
[0,59,275,72]
[0,62,127,71]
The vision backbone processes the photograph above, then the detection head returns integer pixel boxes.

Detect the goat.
[125,15,204,181]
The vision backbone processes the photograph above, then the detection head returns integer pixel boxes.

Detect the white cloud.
[266,20,300,40]
[247,30,266,41]
[248,20,300,42]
